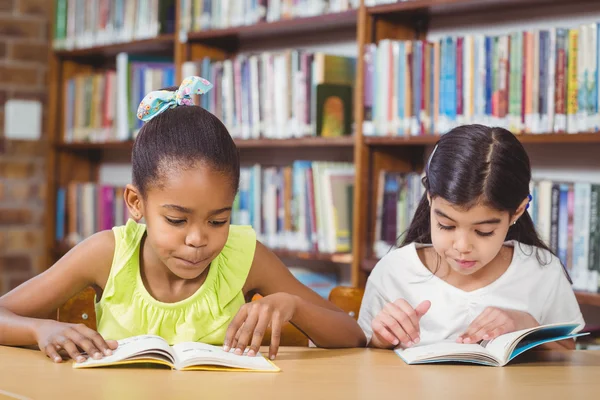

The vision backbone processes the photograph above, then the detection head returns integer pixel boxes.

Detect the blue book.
[395,323,587,367]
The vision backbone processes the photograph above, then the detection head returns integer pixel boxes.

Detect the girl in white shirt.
[358,125,585,350]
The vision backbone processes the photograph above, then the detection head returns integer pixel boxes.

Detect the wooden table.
[1,346,599,399]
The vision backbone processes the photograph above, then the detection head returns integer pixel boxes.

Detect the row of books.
[364,22,600,136]
[182,52,356,139]
[53,0,176,50]
[365,0,415,5]
[63,54,176,143]
[55,183,130,245]
[372,172,425,259]
[529,180,600,293]
[232,162,354,254]
[372,172,600,293]
[180,0,359,33]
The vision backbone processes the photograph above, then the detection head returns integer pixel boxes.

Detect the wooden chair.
[57,286,365,346]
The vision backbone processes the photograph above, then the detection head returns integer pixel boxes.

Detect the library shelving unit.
[351,0,600,312]
[47,0,600,327]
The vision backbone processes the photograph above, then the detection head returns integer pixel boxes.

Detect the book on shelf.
[62,54,175,143]
[53,0,176,50]
[233,162,355,254]
[363,21,600,136]
[182,51,356,140]
[55,183,130,245]
[372,172,424,259]
[396,322,588,367]
[73,334,279,372]
[289,266,341,298]
[179,0,359,33]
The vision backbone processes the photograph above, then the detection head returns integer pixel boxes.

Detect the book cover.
[315,83,352,137]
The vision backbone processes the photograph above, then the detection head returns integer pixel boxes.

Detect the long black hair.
[132,86,240,197]
[401,124,554,264]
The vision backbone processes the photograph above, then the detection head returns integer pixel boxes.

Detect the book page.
[74,335,175,368]
[172,342,278,371]
[484,323,581,364]
[396,341,499,365]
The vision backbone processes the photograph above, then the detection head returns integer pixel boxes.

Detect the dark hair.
[132,87,239,197]
[401,124,555,265]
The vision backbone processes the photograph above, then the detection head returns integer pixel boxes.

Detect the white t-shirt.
[358,241,585,345]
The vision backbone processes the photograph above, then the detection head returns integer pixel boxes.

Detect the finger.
[44,344,63,363]
[58,338,86,363]
[389,301,420,343]
[77,325,114,356]
[106,340,119,350]
[414,300,431,318]
[463,321,497,344]
[379,312,412,346]
[248,313,271,357]
[67,329,103,359]
[234,308,260,355]
[230,324,243,352]
[224,306,248,352]
[372,319,400,347]
[482,324,509,341]
[269,316,282,360]
[459,309,494,342]
[460,313,498,344]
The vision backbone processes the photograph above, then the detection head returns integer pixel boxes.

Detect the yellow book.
[73,335,280,372]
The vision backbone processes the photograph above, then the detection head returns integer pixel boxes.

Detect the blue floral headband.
[136,76,213,122]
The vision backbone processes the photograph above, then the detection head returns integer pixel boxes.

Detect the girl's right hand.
[34,320,118,363]
[371,299,431,349]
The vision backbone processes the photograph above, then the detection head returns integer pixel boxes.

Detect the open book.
[73,335,280,372]
[396,322,588,367]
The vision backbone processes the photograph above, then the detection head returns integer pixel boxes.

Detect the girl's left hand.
[223,293,297,360]
[457,307,539,344]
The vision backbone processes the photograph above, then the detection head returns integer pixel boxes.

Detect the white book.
[572,182,591,291]
[115,52,130,141]
[546,28,556,133]
[536,180,553,247]
[396,323,587,367]
[74,335,279,372]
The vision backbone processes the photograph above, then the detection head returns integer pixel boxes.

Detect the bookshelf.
[46,0,600,327]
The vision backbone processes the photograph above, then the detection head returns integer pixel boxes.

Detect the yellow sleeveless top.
[95,219,256,345]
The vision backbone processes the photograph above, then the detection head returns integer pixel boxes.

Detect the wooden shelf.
[361,258,378,272]
[575,291,600,308]
[185,10,357,48]
[364,136,440,146]
[273,249,352,264]
[364,132,600,147]
[235,136,355,148]
[54,137,354,152]
[53,34,175,60]
[367,0,600,17]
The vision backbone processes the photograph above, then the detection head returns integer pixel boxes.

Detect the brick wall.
[0,0,51,294]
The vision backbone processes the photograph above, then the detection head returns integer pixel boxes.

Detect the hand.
[223,293,297,360]
[457,307,539,344]
[371,299,431,349]
[34,320,118,363]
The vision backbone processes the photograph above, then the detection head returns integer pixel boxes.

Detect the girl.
[358,125,585,350]
[0,76,366,363]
